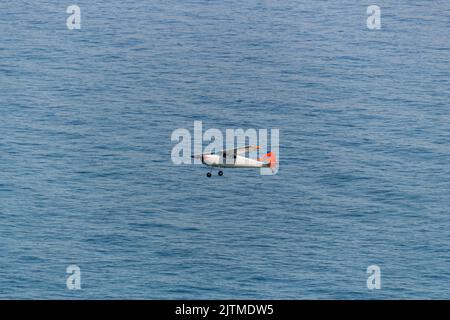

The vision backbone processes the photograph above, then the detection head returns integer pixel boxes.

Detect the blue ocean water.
[1,0,449,299]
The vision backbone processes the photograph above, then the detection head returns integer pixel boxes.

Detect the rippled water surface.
[1,1,449,299]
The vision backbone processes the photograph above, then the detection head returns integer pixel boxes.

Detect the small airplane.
[191,145,277,177]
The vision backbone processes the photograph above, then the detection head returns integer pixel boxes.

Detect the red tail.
[258,151,277,172]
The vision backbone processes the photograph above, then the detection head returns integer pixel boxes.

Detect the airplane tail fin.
[258,151,277,172]
[268,151,277,172]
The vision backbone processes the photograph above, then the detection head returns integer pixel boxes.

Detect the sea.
[0,0,449,299]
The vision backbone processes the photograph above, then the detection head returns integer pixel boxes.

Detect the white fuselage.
[202,154,267,168]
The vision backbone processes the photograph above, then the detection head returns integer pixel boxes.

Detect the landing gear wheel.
[206,172,212,178]
[218,171,223,176]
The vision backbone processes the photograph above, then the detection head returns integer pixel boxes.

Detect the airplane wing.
[192,145,259,158]
[217,145,260,157]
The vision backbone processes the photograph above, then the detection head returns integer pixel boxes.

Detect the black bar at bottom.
[0,300,443,318]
